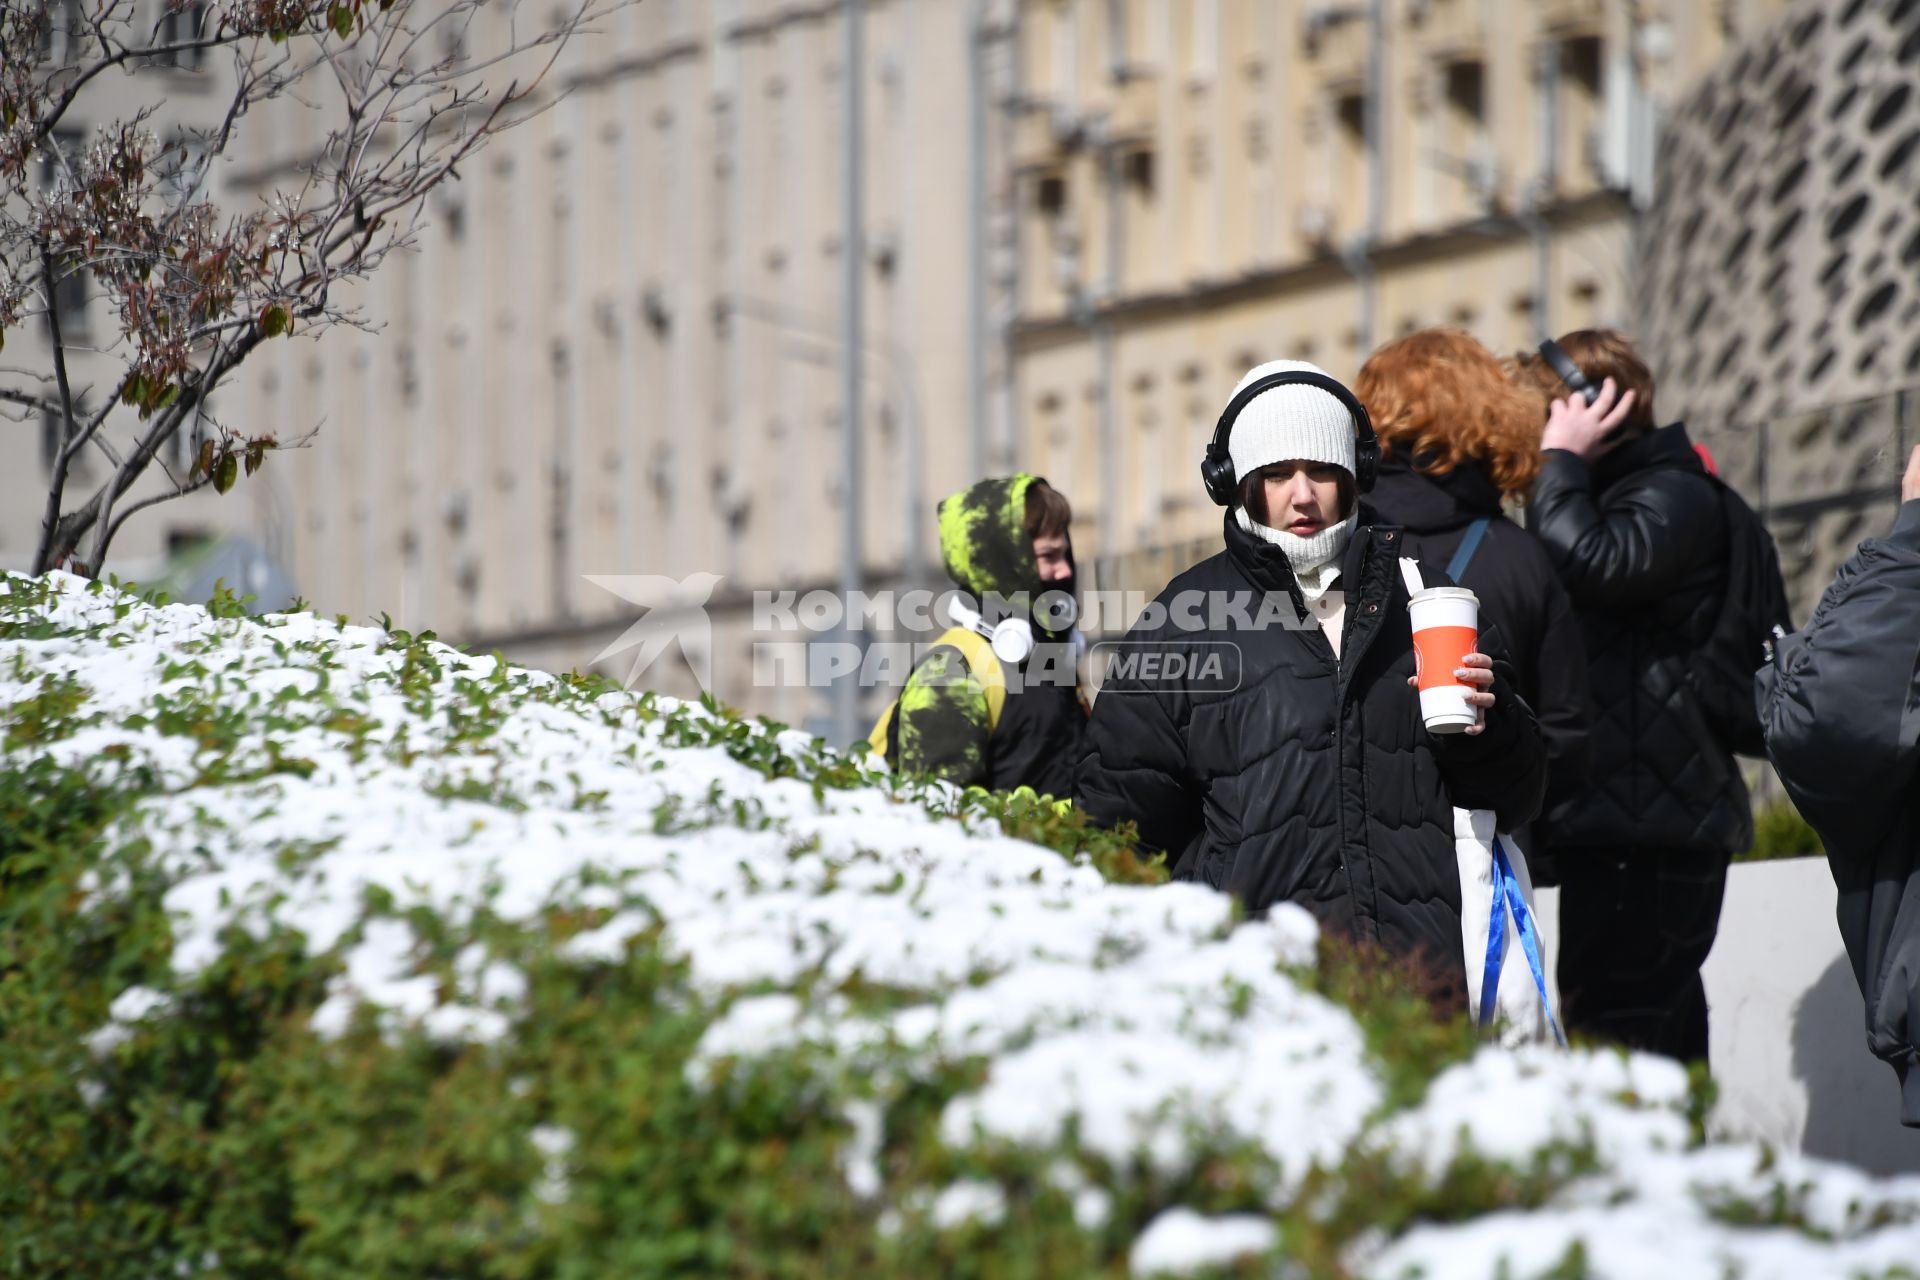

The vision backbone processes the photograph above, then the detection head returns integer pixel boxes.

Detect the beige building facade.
[216,0,1033,738]
[1009,0,1796,597]
[8,0,1826,735]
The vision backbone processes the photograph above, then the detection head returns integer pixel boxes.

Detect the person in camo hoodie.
[884,474,1086,797]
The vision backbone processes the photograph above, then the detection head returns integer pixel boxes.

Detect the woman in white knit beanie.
[1077,359,1547,1012]
[1226,359,1369,641]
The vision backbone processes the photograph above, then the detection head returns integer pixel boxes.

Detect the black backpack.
[1686,474,1792,758]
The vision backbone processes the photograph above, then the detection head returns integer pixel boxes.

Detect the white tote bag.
[1396,556,1563,1046]
[1455,808,1563,1046]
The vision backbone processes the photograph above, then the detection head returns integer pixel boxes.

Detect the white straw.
[1398,557,1426,598]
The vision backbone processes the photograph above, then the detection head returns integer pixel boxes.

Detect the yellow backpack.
[866,626,1007,762]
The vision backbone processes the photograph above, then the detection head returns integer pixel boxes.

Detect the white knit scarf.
[1235,507,1358,603]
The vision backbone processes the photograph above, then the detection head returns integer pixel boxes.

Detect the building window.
[436,185,466,242]
[40,392,88,474]
[43,127,85,186]
[1442,58,1492,210]
[168,397,213,476]
[1123,146,1155,195]
[1120,146,1156,287]
[40,129,91,340]
[1334,92,1368,238]
[155,2,208,70]
[1034,170,1068,217]
[157,131,209,205]
[167,527,215,557]
[1561,36,1604,187]
[40,405,62,471]
[1445,60,1485,146]
[39,0,85,65]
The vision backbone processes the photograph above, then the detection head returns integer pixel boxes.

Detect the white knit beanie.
[1226,360,1361,601]
[1225,359,1359,486]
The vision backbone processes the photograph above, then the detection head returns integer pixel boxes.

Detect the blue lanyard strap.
[1446,516,1493,582]
[1476,834,1567,1047]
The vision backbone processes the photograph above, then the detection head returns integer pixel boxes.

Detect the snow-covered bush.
[3,571,1918,1278]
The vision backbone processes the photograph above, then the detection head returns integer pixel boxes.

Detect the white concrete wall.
[1534,858,1920,1175]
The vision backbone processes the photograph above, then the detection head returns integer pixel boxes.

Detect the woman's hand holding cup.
[1406,584,1488,734]
[1405,652,1495,734]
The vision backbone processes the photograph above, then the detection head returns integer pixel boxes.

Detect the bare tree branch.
[101,467,215,555]
[6,0,622,576]
[0,388,57,415]
[32,249,80,573]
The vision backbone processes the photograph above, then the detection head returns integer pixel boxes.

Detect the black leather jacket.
[1529,424,1752,857]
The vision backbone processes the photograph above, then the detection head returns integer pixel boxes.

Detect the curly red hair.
[1354,328,1548,495]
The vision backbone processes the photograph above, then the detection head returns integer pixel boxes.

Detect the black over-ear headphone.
[1537,338,1599,406]
[1200,369,1380,507]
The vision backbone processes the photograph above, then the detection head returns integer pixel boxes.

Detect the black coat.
[987,674,1085,797]
[1369,456,1592,822]
[1529,424,1752,857]
[1760,500,1920,1126]
[1075,511,1547,996]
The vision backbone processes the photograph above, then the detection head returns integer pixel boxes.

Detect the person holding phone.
[1513,330,1751,1064]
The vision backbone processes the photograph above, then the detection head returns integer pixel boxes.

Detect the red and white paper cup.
[1408,585,1480,734]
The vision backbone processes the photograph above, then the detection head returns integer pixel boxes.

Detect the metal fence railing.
[1690,386,1916,627]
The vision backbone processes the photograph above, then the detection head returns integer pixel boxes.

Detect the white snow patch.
[86,985,175,1057]
[13,570,1920,1274]
[1373,1044,1692,1174]
[930,1180,1006,1230]
[1129,1209,1277,1276]
[842,1100,886,1200]
[529,1125,575,1205]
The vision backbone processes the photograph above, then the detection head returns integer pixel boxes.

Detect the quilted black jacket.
[1529,424,1752,857]
[1761,500,1920,1126]
[1075,510,1547,996]
[1369,455,1592,820]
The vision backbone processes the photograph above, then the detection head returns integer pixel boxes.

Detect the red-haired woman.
[1354,328,1591,864]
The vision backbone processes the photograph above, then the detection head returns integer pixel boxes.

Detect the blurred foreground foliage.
[0,573,1731,1278]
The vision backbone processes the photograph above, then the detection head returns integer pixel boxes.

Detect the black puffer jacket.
[1760,499,1920,1126]
[1075,511,1547,995]
[1369,455,1591,821]
[1529,423,1751,856]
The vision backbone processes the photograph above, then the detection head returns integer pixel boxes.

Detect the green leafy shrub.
[1738,798,1824,863]
[2,570,1908,1279]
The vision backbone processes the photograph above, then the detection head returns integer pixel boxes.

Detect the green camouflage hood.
[937,474,1048,602]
